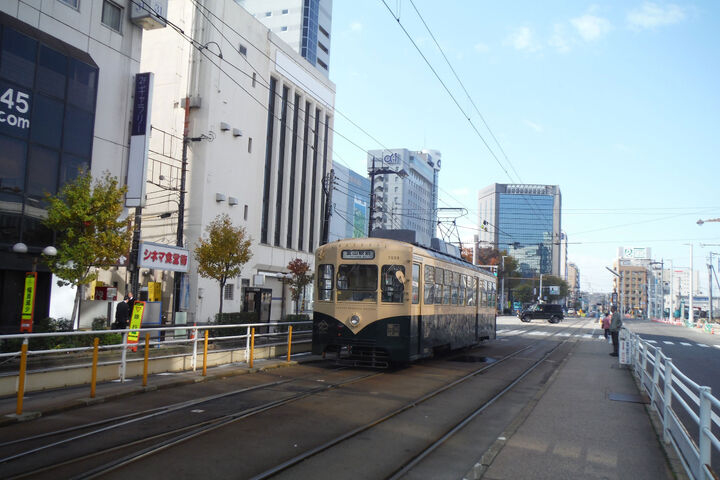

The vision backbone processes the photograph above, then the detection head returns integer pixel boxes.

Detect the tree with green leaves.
[194,214,252,317]
[286,258,313,315]
[44,171,132,327]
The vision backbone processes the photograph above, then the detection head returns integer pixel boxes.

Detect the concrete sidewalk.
[475,336,684,480]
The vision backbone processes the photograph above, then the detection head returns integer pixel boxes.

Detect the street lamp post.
[501,255,508,313]
[13,243,57,333]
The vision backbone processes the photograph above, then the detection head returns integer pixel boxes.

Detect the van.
[518,303,564,323]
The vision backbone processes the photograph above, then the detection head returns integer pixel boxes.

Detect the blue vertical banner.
[126,72,154,207]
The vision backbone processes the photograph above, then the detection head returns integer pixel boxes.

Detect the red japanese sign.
[138,241,189,272]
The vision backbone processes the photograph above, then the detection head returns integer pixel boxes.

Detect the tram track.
[2,319,591,479]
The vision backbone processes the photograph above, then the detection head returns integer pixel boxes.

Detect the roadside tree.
[44,171,132,327]
[286,258,313,315]
[194,214,252,317]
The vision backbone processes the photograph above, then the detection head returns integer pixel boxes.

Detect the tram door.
[243,287,272,333]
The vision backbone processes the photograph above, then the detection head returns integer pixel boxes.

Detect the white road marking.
[663,341,674,345]
[646,340,657,344]
[680,342,692,346]
[697,344,709,348]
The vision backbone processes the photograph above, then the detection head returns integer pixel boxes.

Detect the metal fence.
[0,321,313,414]
[625,329,720,479]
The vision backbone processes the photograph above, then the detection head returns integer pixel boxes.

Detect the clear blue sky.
[328,1,720,293]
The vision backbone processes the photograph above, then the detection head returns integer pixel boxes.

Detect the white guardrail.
[624,328,720,479]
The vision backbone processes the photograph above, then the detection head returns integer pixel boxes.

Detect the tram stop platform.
[0,341,684,479]
[471,335,684,480]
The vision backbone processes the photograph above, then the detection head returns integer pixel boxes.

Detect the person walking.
[115,295,130,330]
[609,305,623,357]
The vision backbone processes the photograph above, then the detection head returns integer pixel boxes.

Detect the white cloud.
[524,119,544,133]
[571,14,611,41]
[474,42,490,53]
[627,2,686,29]
[350,21,363,32]
[506,27,541,52]
[548,23,571,53]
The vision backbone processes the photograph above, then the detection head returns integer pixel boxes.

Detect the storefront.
[0,12,98,333]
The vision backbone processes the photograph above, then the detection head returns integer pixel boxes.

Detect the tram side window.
[480,281,487,306]
[381,265,405,303]
[459,275,467,305]
[451,271,460,305]
[442,270,451,305]
[337,264,378,302]
[424,265,434,304]
[317,264,334,301]
[434,267,443,304]
[412,263,420,304]
[467,277,476,306]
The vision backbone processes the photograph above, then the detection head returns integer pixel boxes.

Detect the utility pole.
[368,155,376,236]
[689,243,694,324]
[321,169,334,245]
[538,274,543,303]
[173,97,190,325]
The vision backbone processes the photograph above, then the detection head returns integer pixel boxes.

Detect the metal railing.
[625,329,719,479]
[0,321,312,415]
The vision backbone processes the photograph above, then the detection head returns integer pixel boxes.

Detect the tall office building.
[367,149,441,246]
[478,184,562,277]
[327,162,370,242]
[237,0,332,76]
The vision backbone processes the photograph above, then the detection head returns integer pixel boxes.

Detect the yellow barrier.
[143,333,150,387]
[287,326,293,362]
[91,338,99,398]
[202,330,209,376]
[16,339,28,415]
[250,328,255,368]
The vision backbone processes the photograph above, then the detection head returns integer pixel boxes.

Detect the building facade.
[237,0,332,76]
[327,162,369,243]
[567,262,579,307]
[0,0,151,332]
[136,0,335,324]
[478,183,562,277]
[367,148,440,246]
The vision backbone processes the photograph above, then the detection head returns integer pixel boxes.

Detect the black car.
[518,303,564,323]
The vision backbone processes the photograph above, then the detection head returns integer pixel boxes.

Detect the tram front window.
[337,264,378,302]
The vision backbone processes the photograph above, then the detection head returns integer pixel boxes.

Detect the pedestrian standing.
[126,291,135,314]
[115,295,130,330]
[609,306,623,357]
[601,312,611,342]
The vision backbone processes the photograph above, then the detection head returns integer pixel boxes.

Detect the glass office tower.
[478,184,562,277]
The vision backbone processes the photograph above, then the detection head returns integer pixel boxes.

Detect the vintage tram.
[312,234,497,367]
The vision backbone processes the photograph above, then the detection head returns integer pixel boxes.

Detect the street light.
[12,242,57,333]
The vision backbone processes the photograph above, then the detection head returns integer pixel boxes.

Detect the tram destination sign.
[342,249,375,260]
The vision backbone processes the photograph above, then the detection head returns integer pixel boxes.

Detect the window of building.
[238,44,247,56]
[59,0,79,8]
[265,11,272,17]
[248,136,252,153]
[280,26,288,32]
[224,283,234,300]
[316,58,328,70]
[101,1,123,33]
[282,9,289,14]
[244,204,248,221]
[252,72,256,87]
[318,42,328,54]
[319,25,330,38]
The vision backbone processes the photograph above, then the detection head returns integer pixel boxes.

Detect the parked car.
[518,303,564,323]
[567,308,576,316]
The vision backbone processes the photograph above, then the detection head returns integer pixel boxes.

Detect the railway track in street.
[0,319,592,479]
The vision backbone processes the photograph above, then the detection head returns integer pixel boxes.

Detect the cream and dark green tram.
[312,236,497,367]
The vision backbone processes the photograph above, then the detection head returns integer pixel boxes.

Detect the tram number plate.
[387,323,400,337]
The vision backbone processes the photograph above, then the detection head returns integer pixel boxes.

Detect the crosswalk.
[497,328,720,349]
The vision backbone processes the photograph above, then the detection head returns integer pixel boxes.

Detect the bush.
[0,317,123,353]
[277,314,311,332]
[212,312,259,338]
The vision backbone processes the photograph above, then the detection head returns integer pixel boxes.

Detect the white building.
[140,0,335,324]
[367,148,440,246]
[236,0,332,76]
[0,0,156,331]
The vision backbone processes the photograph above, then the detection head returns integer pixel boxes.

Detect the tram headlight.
[349,315,360,327]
